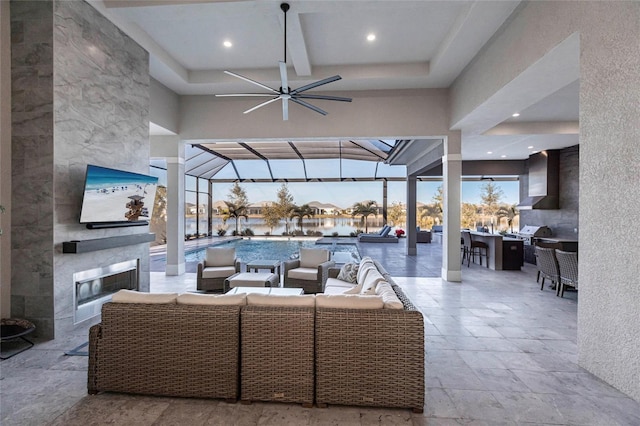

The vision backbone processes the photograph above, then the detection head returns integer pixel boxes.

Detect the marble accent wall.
[10,0,150,339]
[519,145,579,239]
[10,0,55,336]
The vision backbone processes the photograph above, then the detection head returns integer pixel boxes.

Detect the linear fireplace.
[73,259,139,324]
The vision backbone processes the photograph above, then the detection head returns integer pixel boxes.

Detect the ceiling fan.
[215,2,352,121]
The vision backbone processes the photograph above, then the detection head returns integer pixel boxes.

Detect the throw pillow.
[337,262,359,283]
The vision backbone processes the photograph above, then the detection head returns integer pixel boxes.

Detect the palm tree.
[222,201,249,235]
[290,204,314,234]
[497,204,518,233]
[351,200,378,233]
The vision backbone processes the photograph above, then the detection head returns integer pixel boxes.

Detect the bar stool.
[462,231,488,267]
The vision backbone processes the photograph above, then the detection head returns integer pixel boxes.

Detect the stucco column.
[441,132,462,282]
[0,0,12,319]
[151,136,185,276]
[166,155,185,275]
[406,175,417,255]
[382,180,388,225]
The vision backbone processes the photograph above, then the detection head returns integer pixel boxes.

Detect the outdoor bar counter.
[469,232,524,271]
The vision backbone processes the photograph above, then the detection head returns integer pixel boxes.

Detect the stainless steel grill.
[513,225,552,244]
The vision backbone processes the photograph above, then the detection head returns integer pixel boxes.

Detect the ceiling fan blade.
[294,94,352,102]
[279,61,289,94]
[291,98,327,116]
[282,97,289,121]
[243,97,280,114]
[216,93,280,97]
[290,75,342,95]
[224,70,279,94]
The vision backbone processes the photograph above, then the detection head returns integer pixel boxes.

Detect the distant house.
[247,201,272,215]
[308,201,343,215]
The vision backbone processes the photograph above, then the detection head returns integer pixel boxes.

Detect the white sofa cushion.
[206,247,235,267]
[336,262,358,283]
[316,294,384,309]
[287,267,317,281]
[359,256,374,268]
[375,282,403,309]
[299,248,329,268]
[202,265,236,279]
[359,269,385,295]
[112,290,178,304]
[247,293,316,307]
[356,263,376,285]
[177,293,247,306]
[323,285,354,295]
[325,277,355,289]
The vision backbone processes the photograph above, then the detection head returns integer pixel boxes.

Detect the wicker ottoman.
[224,272,279,292]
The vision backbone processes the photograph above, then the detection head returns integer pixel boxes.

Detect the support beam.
[441,133,462,282]
[406,176,417,256]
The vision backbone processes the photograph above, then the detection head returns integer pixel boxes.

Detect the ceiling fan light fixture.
[215,1,352,121]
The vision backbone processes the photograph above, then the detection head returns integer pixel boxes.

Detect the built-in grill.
[509,225,553,264]
[515,225,552,244]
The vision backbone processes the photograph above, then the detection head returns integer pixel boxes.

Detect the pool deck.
[150,235,442,277]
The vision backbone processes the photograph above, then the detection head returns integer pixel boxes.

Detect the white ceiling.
[91,0,579,162]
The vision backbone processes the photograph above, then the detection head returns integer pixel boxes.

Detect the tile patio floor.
[2,238,639,425]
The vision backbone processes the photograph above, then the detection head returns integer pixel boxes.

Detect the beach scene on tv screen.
[80,165,159,223]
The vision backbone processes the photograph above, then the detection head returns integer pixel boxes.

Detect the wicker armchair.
[283,248,335,294]
[555,249,578,298]
[197,247,241,292]
[535,246,560,293]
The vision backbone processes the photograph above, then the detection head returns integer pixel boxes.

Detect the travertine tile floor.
[2,240,640,425]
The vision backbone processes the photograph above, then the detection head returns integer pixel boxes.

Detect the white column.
[151,136,185,276]
[441,132,462,282]
[165,155,185,275]
[406,175,417,255]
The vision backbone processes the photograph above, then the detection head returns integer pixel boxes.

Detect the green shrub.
[242,228,255,236]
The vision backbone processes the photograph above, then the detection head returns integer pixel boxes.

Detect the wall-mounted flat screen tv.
[80,165,159,225]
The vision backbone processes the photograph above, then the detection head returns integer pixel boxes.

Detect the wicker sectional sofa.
[88,262,425,412]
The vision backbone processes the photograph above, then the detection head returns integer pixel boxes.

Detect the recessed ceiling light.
[367,33,376,42]
[487,151,493,154]
[512,113,520,117]
[527,146,534,149]
[532,150,539,154]
[223,40,233,48]
[501,155,507,158]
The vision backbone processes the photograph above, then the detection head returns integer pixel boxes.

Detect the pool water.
[184,238,360,264]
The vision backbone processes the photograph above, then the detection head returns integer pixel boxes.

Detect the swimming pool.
[184,238,360,264]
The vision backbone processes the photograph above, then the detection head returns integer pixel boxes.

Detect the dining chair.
[534,246,560,292]
[555,249,578,298]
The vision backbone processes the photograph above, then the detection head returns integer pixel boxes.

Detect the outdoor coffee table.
[224,272,279,292]
[226,286,304,295]
[246,259,281,275]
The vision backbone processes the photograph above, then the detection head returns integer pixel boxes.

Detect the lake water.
[184,238,361,264]
[185,216,387,237]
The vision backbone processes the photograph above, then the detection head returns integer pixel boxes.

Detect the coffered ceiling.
[90,0,579,162]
